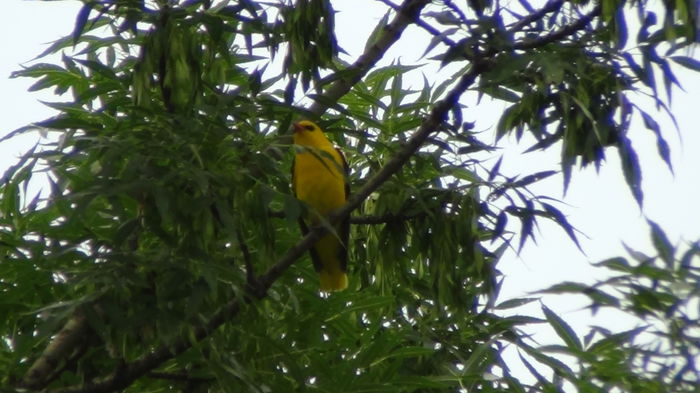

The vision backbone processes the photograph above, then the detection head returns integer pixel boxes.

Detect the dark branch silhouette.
[513,4,601,50]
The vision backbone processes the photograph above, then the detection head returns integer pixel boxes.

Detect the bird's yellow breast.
[293,149,346,217]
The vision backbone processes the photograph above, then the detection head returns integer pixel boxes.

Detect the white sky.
[2,0,699,381]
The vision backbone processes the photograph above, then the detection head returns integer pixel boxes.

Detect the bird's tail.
[319,269,348,292]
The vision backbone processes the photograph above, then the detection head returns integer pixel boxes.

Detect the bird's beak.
[292,122,303,133]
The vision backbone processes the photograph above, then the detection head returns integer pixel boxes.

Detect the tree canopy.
[1,0,699,392]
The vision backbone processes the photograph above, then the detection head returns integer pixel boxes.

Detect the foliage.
[535,223,700,392]
[0,0,697,392]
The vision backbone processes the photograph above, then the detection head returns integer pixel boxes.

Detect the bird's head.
[292,120,328,147]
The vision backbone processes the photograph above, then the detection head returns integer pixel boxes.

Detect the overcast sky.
[2,0,699,360]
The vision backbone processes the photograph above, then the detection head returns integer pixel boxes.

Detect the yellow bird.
[291,120,349,292]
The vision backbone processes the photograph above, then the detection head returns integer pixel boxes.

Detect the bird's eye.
[304,125,315,131]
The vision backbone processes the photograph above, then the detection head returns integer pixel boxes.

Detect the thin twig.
[235,228,256,288]
[507,0,565,33]
[379,0,458,47]
[512,4,601,50]
[147,372,214,383]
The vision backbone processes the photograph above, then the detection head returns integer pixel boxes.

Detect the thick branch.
[21,311,89,390]
[267,209,426,224]
[46,298,244,393]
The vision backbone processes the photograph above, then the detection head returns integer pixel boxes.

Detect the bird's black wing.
[336,147,350,273]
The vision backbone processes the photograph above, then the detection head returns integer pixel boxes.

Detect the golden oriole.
[291,120,349,292]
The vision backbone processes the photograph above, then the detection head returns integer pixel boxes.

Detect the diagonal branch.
[512,4,602,50]
[507,0,565,33]
[268,209,428,224]
[20,311,89,390]
[377,0,458,47]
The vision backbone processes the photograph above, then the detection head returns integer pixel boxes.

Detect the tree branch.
[20,310,89,390]
[512,4,601,50]
[147,371,214,383]
[507,0,565,33]
[378,0,459,47]
[267,209,427,224]
[443,0,469,25]
[308,0,431,116]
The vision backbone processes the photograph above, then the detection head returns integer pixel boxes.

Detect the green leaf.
[592,257,631,272]
[283,194,301,223]
[542,304,582,351]
[587,326,646,353]
[647,219,674,267]
[540,202,582,251]
[374,346,435,365]
[679,241,700,269]
[617,136,643,205]
[520,341,576,379]
[364,10,390,54]
[325,296,395,321]
[73,58,119,80]
[72,2,94,44]
[480,85,521,102]
[495,297,538,310]
[638,109,672,172]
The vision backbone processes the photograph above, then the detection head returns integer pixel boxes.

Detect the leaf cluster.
[534,223,700,392]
